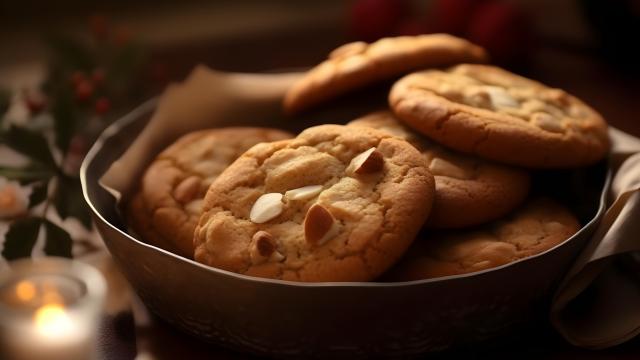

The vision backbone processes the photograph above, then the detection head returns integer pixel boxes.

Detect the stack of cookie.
[127,34,609,283]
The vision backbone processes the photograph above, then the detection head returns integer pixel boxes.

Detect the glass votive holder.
[0,257,106,360]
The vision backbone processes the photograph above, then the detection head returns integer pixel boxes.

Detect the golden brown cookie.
[385,198,580,281]
[284,34,488,114]
[126,127,293,258]
[348,110,530,228]
[194,124,435,282]
[389,64,610,168]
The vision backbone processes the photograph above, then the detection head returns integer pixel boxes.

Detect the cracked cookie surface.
[194,124,435,282]
[389,64,609,168]
[127,127,293,258]
[284,34,487,114]
[385,198,580,281]
[348,110,530,228]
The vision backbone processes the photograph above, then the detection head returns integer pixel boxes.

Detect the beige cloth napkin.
[100,66,303,202]
[100,66,640,350]
[550,128,640,349]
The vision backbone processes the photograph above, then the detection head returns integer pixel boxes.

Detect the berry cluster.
[349,0,532,65]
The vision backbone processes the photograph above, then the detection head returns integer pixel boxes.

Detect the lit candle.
[0,258,106,360]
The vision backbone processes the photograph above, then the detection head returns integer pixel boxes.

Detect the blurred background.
[0,2,638,357]
[0,0,638,134]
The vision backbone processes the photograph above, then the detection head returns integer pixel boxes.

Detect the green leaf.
[0,126,56,168]
[0,88,9,120]
[29,181,49,208]
[107,43,146,95]
[43,220,73,258]
[54,175,92,229]
[52,91,78,153]
[0,165,54,184]
[2,217,41,260]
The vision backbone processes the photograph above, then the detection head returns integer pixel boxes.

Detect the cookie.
[348,110,530,228]
[389,64,610,168]
[126,127,293,258]
[193,124,435,282]
[284,34,488,114]
[385,198,580,281]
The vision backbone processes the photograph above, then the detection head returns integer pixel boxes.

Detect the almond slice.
[250,231,284,264]
[532,112,565,133]
[482,86,519,109]
[284,185,323,201]
[185,199,204,215]
[249,193,284,223]
[304,203,339,246]
[253,231,275,257]
[346,147,384,175]
[428,158,472,179]
[173,176,201,203]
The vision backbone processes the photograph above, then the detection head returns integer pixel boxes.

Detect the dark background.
[1,1,639,358]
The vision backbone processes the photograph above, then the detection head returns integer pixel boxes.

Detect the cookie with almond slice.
[194,124,435,282]
[126,127,292,258]
[389,64,609,168]
[348,110,530,228]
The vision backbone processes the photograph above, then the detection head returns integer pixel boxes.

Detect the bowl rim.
[80,98,612,289]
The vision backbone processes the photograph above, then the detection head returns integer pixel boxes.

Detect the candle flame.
[33,304,72,337]
[15,281,36,302]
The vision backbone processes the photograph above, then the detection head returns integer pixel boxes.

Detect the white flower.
[0,177,32,219]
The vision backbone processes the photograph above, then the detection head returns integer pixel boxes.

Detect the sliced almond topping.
[428,158,472,179]
[250,231,284,264]
[346,147,384,175]
[253,231,275,257]
[304,204,339,246]
[270,250,285,262]
[185,199,204,215]
[531,112,565,133]
[173,176,201,203]
[249,193,284,223]
[482,86,519,109]
[284,185,323,201]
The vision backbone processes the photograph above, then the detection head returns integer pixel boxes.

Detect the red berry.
[349,0,409,41]
[69,71,86,86]
[466,1,532,65]
[91,68,106,86]
[75,80,94,102]
[24,91,47,114]
[94,97,111,115]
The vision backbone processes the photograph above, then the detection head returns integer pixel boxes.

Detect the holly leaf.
[2,217,41,260]
[52,91,78,154]
[0,126,57,168]
[29,181,49,208]
[0,165,54,184]
[43,220,73,258]
[54,175,92,229]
